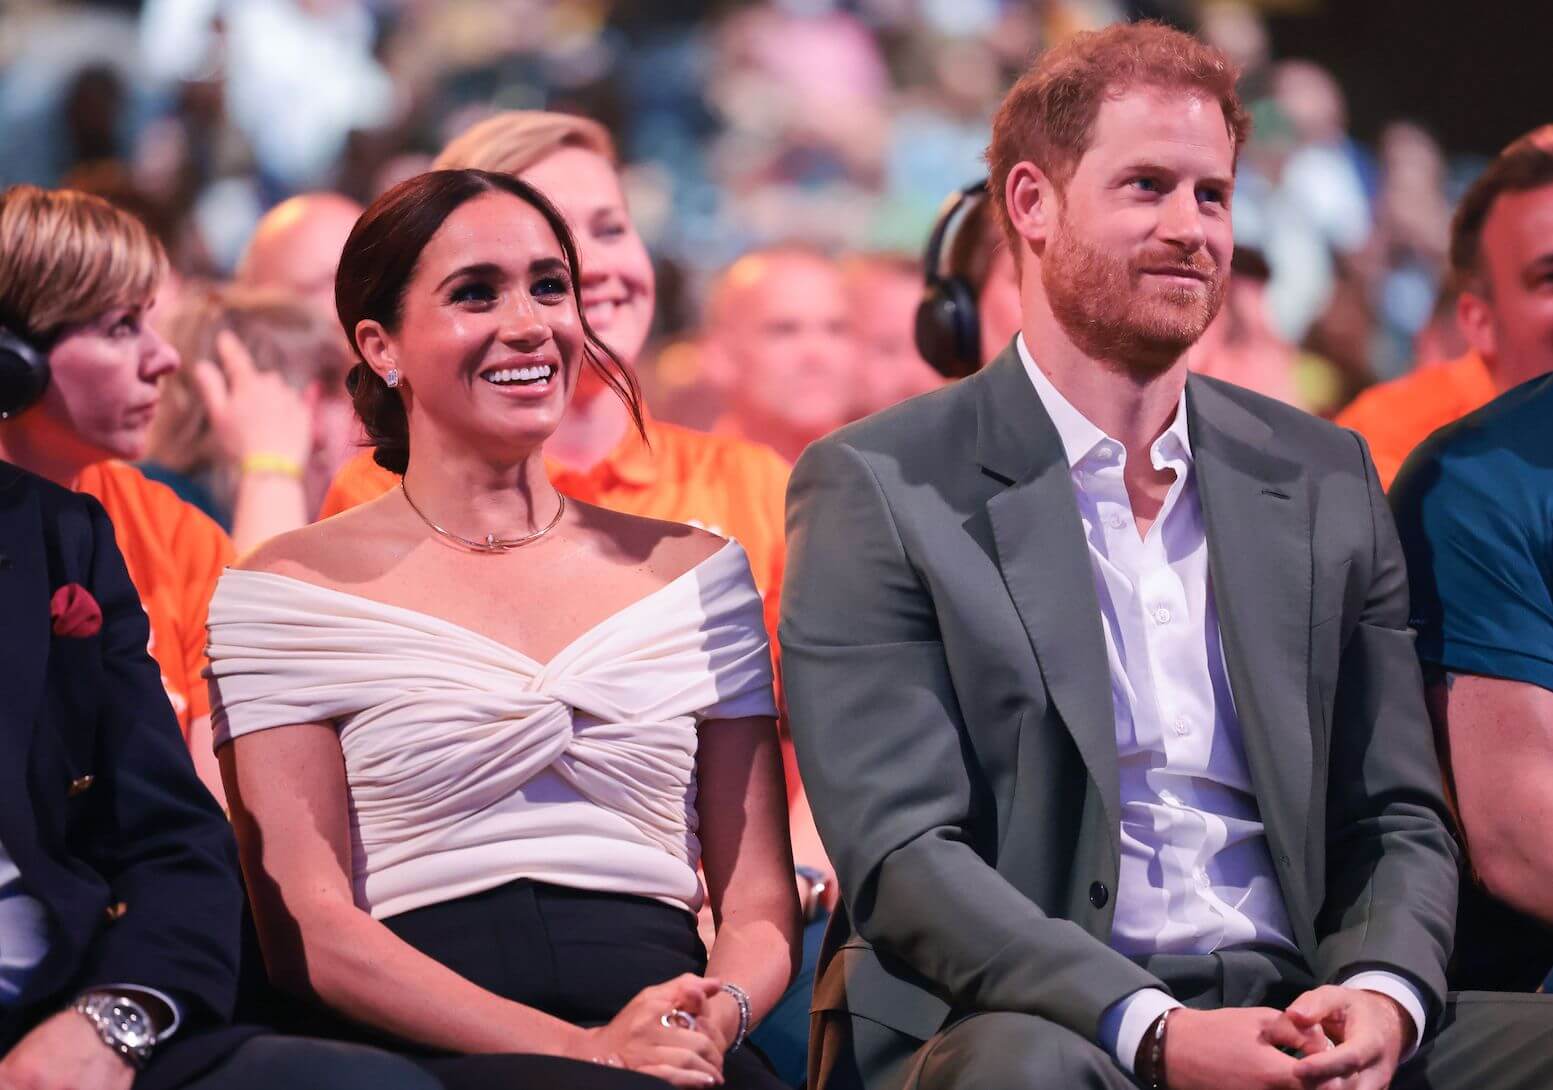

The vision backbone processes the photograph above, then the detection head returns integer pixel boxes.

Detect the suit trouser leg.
[908,1012,1133,1090]
[1393,992,1553,1090]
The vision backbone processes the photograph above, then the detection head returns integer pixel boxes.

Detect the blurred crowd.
[0,0,1488,425]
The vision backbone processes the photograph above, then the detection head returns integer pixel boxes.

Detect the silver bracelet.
[721,982,751,1052]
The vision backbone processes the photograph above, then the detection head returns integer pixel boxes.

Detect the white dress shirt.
[1016,336,1425,1072]
[0,834,51,1006]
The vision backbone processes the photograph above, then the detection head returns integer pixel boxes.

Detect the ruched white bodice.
[206,541,775,918]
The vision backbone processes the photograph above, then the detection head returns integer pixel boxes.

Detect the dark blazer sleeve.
[1314,434,1459,1020]
[69,495,243,1028]
[781,438,1161,1044]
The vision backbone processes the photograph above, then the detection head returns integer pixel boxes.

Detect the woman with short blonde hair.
[0,184,231,801]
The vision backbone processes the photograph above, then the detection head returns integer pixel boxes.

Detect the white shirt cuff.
[1098,987,1182,1075]
[1339,971,1426,1060]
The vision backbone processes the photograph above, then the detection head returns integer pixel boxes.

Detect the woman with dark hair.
[205,170,800,1090]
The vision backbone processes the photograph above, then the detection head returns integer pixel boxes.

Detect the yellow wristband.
[240,452,304,479]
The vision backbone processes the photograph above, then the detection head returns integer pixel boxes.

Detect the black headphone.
[0,323,50,421]
[914,179,989,379]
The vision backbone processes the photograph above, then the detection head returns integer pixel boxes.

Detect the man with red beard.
[781,20,1553,1090]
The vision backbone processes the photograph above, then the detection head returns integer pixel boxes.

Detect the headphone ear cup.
[0,327,51,420]
[915,276,982,380]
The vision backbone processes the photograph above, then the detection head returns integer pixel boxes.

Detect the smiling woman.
[336,170,643,481]
[208,168,800,1090]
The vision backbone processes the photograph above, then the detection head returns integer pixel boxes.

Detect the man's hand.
[1277,986,1411,1090]
[0,1010,135,1090]
[1164,1006,1333,1090]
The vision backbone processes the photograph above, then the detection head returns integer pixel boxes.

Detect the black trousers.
[368,879,785,1090]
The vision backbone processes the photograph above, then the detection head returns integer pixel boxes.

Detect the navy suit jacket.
[0,461,257,1085]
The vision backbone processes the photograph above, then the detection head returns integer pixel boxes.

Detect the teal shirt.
[1391,373,1553,690]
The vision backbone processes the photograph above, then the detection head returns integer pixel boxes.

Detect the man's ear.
[1006,162,1058,253]
[1456,286,1497,362]
[355,319,399,382]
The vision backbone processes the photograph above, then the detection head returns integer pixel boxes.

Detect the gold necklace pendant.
[400,480,566,553]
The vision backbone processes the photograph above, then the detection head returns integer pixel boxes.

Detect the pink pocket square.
[50,583,103,638]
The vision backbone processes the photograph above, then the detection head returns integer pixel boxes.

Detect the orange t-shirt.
[317,412,791,655]
[1335,351,1498,490]
[73,460,235,741]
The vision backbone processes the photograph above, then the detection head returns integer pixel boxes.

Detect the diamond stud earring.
[385,367,400,388]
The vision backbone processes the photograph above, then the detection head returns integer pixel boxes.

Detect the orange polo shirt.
[1335,351,1498,490]
[318,412,791,656]
[73,460,235,741]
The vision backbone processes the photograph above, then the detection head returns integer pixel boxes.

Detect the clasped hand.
[1165,986,1412,1090]
[571,973,732,1088]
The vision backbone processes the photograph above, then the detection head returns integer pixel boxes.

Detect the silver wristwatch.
[72,992,158,1069]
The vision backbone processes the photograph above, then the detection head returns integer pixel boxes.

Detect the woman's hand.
[193,329,316,468]
[571,973,727,1087]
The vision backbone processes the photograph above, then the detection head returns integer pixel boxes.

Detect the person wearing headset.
[0,185,230,806]
[914,180,1023,379]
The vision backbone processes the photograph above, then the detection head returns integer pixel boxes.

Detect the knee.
[222,1036,443,1090]
[913,1013,1122,1090]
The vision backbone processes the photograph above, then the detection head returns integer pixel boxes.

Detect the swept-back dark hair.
[336,168,645,474]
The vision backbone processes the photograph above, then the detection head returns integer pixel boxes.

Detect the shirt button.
[1089,881,1110,908]
[1173,716,1191,736]
[1194,869,1210,891]
[1153,606,1172,625]
[1097,445,1116,460]
[1106,513,1127,530]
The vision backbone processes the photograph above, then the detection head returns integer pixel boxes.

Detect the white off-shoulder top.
[206,540,776,919]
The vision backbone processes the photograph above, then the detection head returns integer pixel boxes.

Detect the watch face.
[106,1000,155,1049]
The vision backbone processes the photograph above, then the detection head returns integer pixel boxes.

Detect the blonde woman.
[0,184,230,801]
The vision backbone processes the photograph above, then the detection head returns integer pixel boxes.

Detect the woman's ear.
[355,319,398,382]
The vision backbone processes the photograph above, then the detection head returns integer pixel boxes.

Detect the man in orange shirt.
[0,185,232,804]
[1338,126,1553,488]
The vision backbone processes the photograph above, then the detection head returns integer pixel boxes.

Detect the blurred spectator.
[144,283,357,551]
[937,184,1021,368]
[1361,121,1455,378]
[1189,247,1344,415]
[0,184,230,803]
[140,0,396,193]
[235,191,364,317]
[841,251,943,418]
[701,246,857,465]
[1338,127,1553,489]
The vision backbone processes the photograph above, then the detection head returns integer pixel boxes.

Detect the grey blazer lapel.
[1186,376,1316,942]
[976,349,1120,863]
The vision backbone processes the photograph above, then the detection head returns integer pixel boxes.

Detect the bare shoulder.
[568,501,731,584]
[235,492,400,581]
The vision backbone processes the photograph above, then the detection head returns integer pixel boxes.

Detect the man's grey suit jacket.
[780,345,1460,1089]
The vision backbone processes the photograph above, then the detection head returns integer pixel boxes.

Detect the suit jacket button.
[1089,881,1109,909]
[105,901,128,921]
[68,774,95,797]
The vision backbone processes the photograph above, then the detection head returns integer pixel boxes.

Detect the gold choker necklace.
[400,480,566,553]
